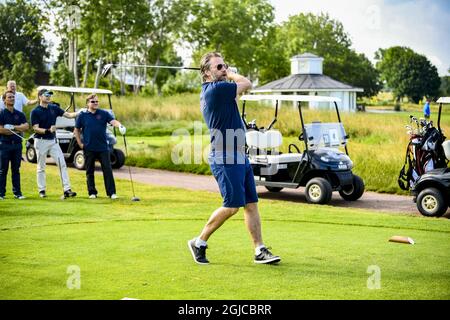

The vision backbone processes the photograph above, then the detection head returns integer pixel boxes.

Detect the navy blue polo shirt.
[200,81,245,163]
[0,108,27,143]
[75,109,114,152]
[30,104,65,139]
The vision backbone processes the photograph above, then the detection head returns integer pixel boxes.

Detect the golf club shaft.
[7,129,26,140]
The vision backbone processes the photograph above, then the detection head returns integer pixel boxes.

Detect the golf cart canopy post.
[436,97,450,135]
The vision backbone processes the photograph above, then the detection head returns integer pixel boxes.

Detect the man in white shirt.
[0,80,38,112]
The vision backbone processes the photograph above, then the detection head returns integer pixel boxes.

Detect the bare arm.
[32,124,54,135]
[63,111,79,119]
[73,128,83,149]
[13,122,29,132]
[109,119,122,128]
[27,99,38,106]
[0,125,13,135]
[226,69,252,97]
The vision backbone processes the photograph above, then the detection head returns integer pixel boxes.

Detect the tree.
[2,52,36,95]
[439,68,450,97]
[375,46,441,103]
[260,13,380,97]
[0,0,48,81]
[188,0,275,79]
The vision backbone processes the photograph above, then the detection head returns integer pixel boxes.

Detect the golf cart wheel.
[111,149,125,169]
[339,174,365,201]
[26,146,37,163]
[265,186,284,192]
[416,188,447,217]
[73,150,86,170]
[305,178,332,204]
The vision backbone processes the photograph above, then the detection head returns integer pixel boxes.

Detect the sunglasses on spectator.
[90,100,99,103]
[43,93,53,97]
[216,63,228,71]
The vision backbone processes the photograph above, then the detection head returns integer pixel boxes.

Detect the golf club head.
[131,197,140,202]
[101,63,113,77]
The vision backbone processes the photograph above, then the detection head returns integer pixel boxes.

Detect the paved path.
[112,166,450,217]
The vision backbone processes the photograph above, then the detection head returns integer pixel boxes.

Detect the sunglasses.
[90,100,99,103]
[216,63,228,71]
[43,93,53,97]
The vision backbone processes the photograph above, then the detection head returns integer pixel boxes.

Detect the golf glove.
[119,125,126,135]
[4,124,15,130]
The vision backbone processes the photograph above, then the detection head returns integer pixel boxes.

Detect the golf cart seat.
[443,140,450,160]
[246,130,303,164]
[55,116,75,130]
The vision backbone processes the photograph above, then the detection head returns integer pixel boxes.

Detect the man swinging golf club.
[188,52,281,265]
[74,94,126,199]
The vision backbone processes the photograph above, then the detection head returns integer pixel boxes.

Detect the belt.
[35,137,56,140]
[0,140,22,145]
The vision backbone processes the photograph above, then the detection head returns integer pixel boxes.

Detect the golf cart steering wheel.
[289,143,301,154]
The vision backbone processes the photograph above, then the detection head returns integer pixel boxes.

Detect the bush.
[161,71,201,96]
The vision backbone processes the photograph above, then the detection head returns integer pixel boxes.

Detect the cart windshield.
[304,122,347,150]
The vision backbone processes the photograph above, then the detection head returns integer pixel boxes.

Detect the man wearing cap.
[30,88,79,198]
[0,80,38,112]
[0,90,29,200]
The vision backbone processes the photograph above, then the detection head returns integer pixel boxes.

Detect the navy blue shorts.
[210,159,258,208]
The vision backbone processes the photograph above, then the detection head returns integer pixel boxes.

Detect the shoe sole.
[187,240,209,265]
[254,257,281,264]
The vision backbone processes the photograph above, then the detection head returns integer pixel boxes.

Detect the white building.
[252,53,363,112]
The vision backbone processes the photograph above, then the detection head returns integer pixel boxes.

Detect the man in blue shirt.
[0,90,29,199]
[423,99,431,119]
[30,88,79,198]
[187,52,281,265]
[74,94,126,199]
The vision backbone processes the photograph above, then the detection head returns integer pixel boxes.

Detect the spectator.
[0,90,29,199]
[0,80,38,112]
[423,99,431,119]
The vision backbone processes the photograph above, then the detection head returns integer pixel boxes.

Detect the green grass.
[0,162,449,299]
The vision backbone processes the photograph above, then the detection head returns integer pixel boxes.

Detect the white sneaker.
[89,194,97,199]
[14,195,26,200]
[110,194,118,199]
[0,196,4,200]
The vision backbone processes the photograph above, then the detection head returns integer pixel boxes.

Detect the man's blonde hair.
[200,52,222,82]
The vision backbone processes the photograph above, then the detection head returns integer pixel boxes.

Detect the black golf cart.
[240,94,364,205]
[407,97,450,217]
[26,86,125,170]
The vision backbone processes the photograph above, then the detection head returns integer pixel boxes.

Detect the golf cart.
[400,97,450,217]
[26,86,125,170]
[240,94,364,205]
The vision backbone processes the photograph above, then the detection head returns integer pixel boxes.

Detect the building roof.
[253,74,363,92]
[291,52,322,59]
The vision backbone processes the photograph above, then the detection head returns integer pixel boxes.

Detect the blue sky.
[270,0,450,75]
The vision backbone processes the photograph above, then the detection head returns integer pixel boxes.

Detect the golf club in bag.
[122,135,140,201]
[398,115,447,190]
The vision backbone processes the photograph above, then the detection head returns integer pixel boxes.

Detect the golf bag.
[398,118,447,191]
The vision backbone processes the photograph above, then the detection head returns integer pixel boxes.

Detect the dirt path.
[112,166,450,217]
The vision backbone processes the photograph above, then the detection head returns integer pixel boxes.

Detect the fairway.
[0,163,449,299]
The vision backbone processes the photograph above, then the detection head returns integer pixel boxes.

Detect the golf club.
[101,63,238,77]
[6,128,26,140]
[122,134,140,202]
[57,156,66,200]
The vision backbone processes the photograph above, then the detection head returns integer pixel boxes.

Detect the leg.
[99,151,116,196]
[35,139,49,192]
[49,142,71,192]
[0,146,10,197]
[243,202,263,247]
[10,144,23,196]
[199,206,239,241]
[84,150,97,195]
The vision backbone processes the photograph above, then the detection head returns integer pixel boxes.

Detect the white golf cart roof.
[36,86,113,95]
[240,94,341,103]
[436,97,450,103]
